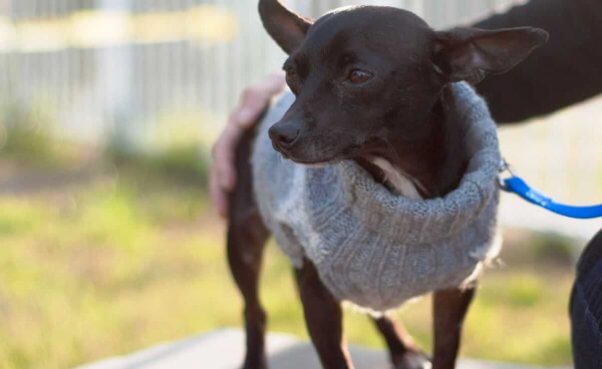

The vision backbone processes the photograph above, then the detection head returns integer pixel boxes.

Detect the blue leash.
[498,160,602,219]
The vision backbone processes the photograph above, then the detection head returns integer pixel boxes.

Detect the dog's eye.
[347,69,373,84]
[285,66,296,77]
[284,64,298,79]
[287,71,298,83]
[285,66,300,83]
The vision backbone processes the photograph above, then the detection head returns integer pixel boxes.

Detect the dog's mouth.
[274,143,365,167]
[282,152,338,166]
[290,158,338,167]
[272,136,364,167]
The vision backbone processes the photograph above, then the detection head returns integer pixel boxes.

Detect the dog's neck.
[358,94,468,199]
[369,157,426,199]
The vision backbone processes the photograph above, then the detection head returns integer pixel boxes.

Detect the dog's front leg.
[295,258,354,369]
[432,287,476,369]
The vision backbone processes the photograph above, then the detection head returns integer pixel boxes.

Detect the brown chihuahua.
[225,2,548,369]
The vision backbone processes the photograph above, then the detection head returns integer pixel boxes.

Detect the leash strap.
[498,160,602,219]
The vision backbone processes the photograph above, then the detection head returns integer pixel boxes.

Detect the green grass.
[0,159,575,369]
[0,102,72,168]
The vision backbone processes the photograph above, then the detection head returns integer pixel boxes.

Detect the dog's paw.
[394,351,431,369]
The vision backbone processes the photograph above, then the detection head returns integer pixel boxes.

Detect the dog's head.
[259,1,548,164]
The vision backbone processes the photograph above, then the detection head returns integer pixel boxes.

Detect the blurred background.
[0,1,600,368]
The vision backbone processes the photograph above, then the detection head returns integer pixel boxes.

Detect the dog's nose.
[269,124,300,148]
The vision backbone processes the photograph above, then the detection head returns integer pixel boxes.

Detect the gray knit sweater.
[252,82,501,312]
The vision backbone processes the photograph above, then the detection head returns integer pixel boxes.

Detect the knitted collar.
[253,82,502,310]
[305,82,501,245]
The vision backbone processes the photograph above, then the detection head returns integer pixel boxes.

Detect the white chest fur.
[370,158,424,200]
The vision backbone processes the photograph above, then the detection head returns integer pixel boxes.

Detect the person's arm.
[209,72,286,216]
[473,0,602,124]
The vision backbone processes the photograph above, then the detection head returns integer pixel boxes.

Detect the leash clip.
[497,158,516,190]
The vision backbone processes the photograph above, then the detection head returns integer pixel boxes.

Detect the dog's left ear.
[432,27,549,84]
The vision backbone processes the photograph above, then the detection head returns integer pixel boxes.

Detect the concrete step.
[75,329,569,369]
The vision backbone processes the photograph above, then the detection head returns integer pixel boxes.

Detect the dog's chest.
[370,158,424,200]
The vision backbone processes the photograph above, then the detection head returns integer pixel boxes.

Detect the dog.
[225,2,548,368]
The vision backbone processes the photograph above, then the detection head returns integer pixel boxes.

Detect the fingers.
[213,124,241,191]
[209,72,286,218]
[209,162,228,217]
[210,124,243,217]
[234,71,286,129]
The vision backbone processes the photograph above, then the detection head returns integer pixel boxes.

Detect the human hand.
[209,72,286,217]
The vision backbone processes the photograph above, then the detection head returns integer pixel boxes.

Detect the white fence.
[0,0,525,146]
[0,0,600,237]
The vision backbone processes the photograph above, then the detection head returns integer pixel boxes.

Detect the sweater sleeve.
[471,0,602,124]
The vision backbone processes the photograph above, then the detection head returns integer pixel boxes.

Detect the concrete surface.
[75,329,569,369]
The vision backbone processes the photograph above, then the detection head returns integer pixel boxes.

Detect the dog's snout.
[269,124,300,148]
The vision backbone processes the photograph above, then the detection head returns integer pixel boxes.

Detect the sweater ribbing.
[252,82,501,312]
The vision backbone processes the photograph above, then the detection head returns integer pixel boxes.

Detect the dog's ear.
[259,0,313,54]
[432,27,548,84]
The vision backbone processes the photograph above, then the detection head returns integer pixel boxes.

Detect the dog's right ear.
[259,0,312,54]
